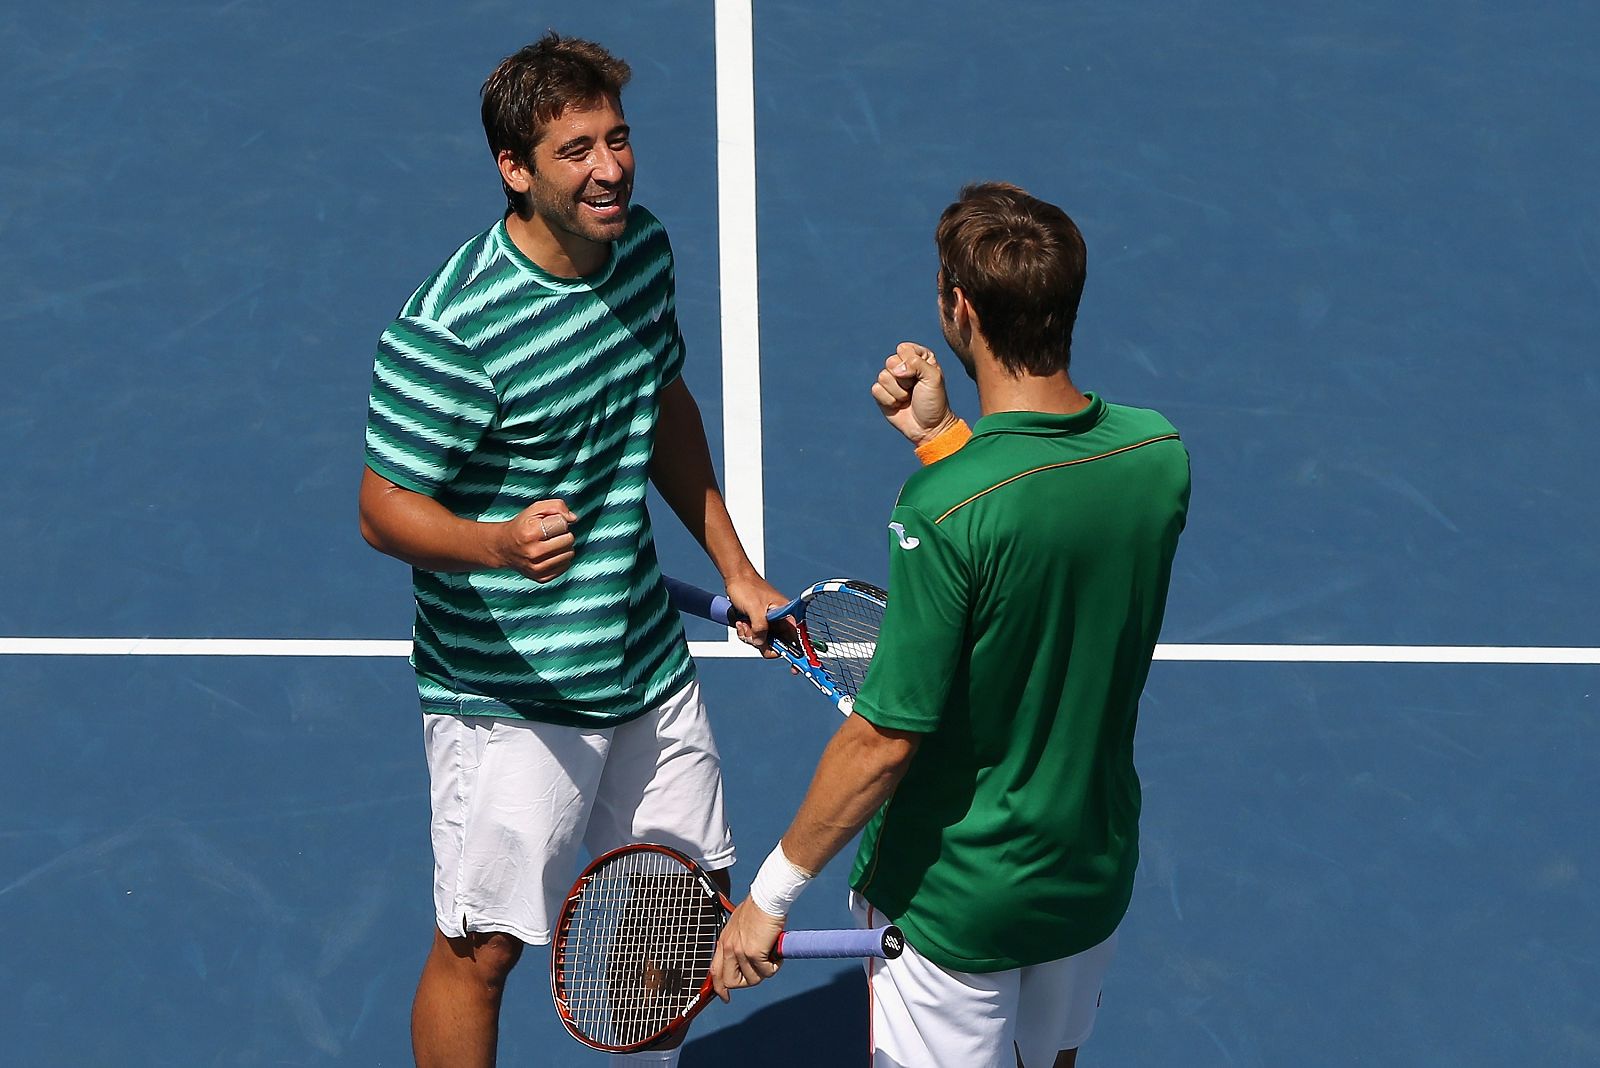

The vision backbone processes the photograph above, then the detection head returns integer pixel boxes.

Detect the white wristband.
[749,842,814,919]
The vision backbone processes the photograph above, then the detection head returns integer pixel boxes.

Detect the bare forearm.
[360,469,584,583]
[359,469,503,572]
[711,719,916,999]
[780,718,918,875]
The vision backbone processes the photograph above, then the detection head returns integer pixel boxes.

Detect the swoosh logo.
[888,522,920,550]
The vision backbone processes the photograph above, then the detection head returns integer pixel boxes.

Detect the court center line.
[1,639,1596,664]
[714,0,764,581]
[698,0,763,654]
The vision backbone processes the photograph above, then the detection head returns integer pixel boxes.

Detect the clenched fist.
[492,499,579,582]
[870,342,962,446]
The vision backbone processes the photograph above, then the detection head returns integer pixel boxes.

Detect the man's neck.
[974,344,1090,417]
[504,212,609,278]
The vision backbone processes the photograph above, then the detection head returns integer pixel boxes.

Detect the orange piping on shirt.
[933,433,1182,524]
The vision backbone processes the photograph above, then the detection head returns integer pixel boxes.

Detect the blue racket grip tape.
[777,925,905,960]
[663,576,735,626]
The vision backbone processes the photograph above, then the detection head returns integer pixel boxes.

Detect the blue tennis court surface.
[3,2,1597,1064]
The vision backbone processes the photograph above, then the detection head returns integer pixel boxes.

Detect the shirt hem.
[416,661,697,729]
[419,695,653,729]
[851,887,1130,974]
[364,455,439,498]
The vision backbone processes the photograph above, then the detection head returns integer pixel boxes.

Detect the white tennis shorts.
[851,893,1119,1068]
[424,680,734,945]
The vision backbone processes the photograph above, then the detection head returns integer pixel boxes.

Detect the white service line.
[0,638,744,658]
[2,639,1597,664]
[1156,644,1600,665]
[0,638,413,657]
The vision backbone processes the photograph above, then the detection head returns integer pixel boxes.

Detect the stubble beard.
[528,174,632,248]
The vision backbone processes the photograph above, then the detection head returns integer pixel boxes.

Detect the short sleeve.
[852,505,972,733]
[363,315,497,496]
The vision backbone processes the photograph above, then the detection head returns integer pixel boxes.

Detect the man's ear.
[497,149,532,196]
[953,287,980,343]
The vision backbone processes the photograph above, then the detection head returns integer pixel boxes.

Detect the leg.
[585,680,736,874]
[1014,1046,1076,1068]
[418,713,609,1066]
[609,1046,683,1066]
[585,682,735,1068]
[411,928,524,1068]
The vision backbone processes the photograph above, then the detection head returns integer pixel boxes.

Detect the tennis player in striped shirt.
[359,34,782,1068]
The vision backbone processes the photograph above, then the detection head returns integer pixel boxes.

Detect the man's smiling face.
[525,95,635,248]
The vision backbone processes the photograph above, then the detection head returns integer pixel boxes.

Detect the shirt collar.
[494,218,620,292]
[971,393,1106,438]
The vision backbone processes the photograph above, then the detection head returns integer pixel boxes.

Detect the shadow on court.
[684,967,867,1065]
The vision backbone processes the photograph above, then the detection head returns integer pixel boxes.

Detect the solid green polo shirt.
[849,395,1190,971]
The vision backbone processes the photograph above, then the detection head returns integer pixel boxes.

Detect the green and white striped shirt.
[364,207,695,726]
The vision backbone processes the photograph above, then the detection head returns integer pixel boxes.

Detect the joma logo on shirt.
[888,522,920,550]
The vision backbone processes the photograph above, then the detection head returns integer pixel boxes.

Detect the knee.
[436,930,524,987]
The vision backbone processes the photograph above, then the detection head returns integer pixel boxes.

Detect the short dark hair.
[935,182,1087,377]
[480,33,632,212]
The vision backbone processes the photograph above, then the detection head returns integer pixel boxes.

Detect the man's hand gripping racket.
[663,575,887,714]
[550,844,902,1053]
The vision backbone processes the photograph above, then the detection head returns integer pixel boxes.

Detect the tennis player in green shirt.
[713,182,1190,1067]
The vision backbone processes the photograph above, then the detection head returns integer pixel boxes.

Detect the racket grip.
[663,576,736,626]
[776,925,905,960]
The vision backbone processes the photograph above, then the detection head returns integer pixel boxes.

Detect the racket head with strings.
[550,842,905,1052]
[550,843,727,1053]
[774,579,887,714]
[661,576,887,715]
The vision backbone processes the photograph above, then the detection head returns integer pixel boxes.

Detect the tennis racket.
[662,575,887,715]
[551,843,903,1053]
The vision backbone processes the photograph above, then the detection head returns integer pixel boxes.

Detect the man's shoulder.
[618,204,673,263]
[893,440,1001,520]
[894,400,1186,517]
[1100,399,1182,442]
[398,221,507,325]
[626,203,666,234]
[1097,401,1190,480]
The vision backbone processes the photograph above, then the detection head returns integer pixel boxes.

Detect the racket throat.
[796,624,824,668]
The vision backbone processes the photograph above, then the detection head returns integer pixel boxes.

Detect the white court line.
[1157,645,1600,665]
[0,638,747,658]
[0,639,415,657]
[1,639,1597,664]
[712,0,763,654]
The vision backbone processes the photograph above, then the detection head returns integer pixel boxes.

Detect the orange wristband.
[913,419,972,465]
